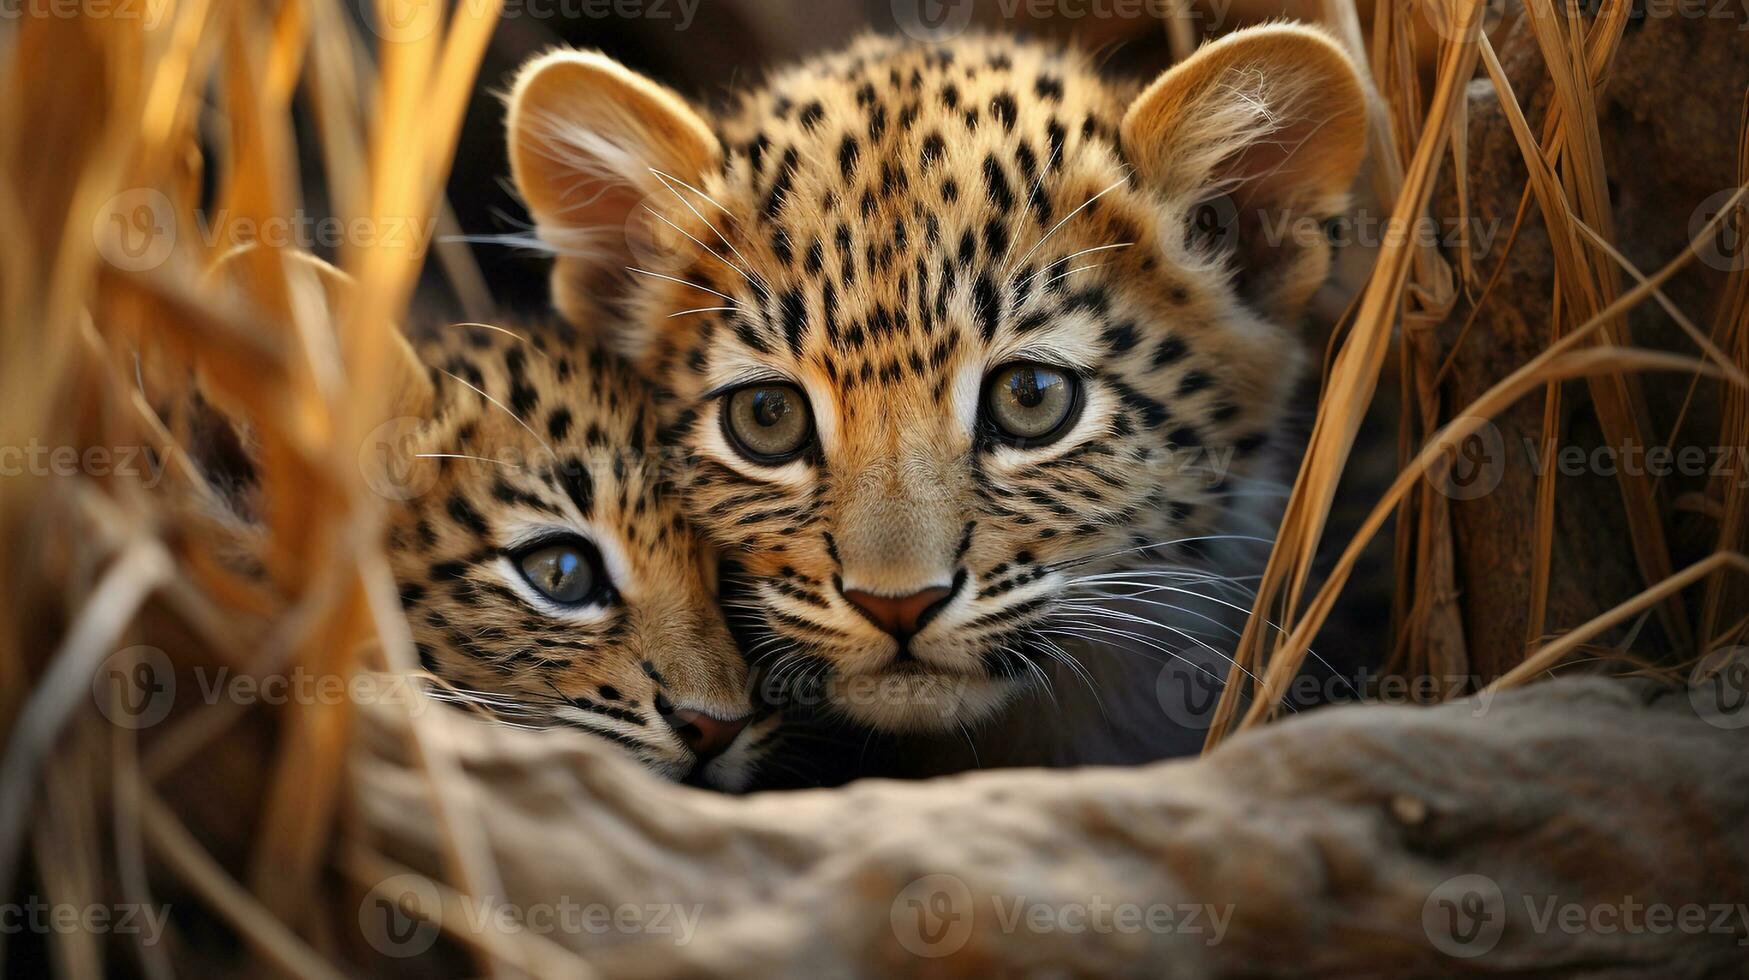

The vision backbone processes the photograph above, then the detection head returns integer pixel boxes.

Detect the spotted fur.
[176,250,775,790]
[509,28,1365,738]
[382,322,775,787]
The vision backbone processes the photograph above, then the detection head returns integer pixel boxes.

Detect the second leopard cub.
[507,26,1366,764]
[182,249,775,790]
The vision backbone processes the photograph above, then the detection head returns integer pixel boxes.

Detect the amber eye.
[722,383,813,463]
[516,538,606,606]
[982,362,1082,447]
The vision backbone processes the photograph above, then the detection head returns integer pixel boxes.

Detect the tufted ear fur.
[507,49,722,334]
[1122,24,1367,321]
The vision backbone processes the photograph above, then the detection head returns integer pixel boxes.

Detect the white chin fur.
[828,672,1019,733]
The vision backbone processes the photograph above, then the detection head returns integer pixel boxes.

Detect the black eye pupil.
[983,361,1081,447]
[1009,369,1045,408]
[517,541,600,605]
[723,382,813,463]
[752,389,790,427]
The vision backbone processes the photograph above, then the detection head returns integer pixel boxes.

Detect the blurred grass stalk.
[0,0,509,970]
[1205,0,1748,744]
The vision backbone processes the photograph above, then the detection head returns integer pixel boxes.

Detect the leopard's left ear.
[1122,24,1367,319]
[507,49,722,333]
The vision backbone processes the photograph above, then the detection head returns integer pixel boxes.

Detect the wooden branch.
[351,678,1749,977]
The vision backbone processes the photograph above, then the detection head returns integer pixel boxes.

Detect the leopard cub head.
[184,248,774,790]
[507,27,1366,733]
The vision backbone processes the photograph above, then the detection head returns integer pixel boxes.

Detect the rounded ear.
[506,49,722,330]
[1121,24,1367,319]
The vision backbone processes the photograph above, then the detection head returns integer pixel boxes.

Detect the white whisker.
[436,369,556,458]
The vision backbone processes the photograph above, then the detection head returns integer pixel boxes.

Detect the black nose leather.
[842,586,954,641]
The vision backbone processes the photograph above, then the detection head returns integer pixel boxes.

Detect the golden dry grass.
[0,0,1744,972]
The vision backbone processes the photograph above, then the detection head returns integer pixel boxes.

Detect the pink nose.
[842,586,954,641]
[665,709,751,761]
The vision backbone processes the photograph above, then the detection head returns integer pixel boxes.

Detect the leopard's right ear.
[507,50,722,329]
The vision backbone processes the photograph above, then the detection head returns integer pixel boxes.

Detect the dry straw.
[0,0,1743,972]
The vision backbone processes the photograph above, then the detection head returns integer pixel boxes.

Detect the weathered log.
[352,678,1749,977]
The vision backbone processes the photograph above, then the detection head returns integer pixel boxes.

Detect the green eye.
[983,363,1082,447]
[722,383,813,463]
[517,539,603,605]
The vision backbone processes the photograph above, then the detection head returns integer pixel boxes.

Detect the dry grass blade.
[1206,0,1488,746]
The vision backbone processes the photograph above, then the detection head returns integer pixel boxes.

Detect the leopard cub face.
[183,251,773,791]
[508,27,1366,733]
[383,322,774,789]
